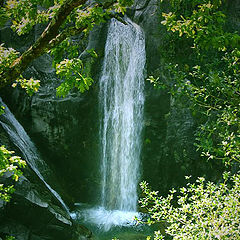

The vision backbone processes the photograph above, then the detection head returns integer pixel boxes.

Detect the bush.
[139,172,240,240]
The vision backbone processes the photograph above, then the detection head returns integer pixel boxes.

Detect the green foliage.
[0,7,9,27]
[50,37,80,66]
[6,236,16,240]
[161,0,224,16]
[119,0,133,7]
[5,0,58,35]
[0,106,5,115]
[56,58,93,97]
[155,0,240,165]
[0,110,26,203]
[146,4,240,236]
[75,6,110,34]
[0,44,19,74]
[139,172,240,239]
[48,0,132,97]
[162,51,240,165]
[0,44,40,95]
[161,1,240,51]
[12,76,40,96]
[0,145,26,202]
[0,0,135,97]
[3,0,132,36]
[86,48,98,58]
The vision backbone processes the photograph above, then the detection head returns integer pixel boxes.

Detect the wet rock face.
[226,0,240,30]
[0,201,90,240]
[3,67,101,205]
[133,0,165,73]
[0,21,107,204]
[0,157,92,240]
[130,0,229,192]
[0,23,97,240]
[129,0,197,191]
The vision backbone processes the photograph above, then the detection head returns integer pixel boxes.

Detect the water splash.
[71,206,141,231]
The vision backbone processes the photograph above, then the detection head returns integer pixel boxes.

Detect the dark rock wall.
[0,22,108,206]
[131,0,197,192]
[131,0,227,193]
[0,21,101,240]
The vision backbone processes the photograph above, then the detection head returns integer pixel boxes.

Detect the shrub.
[139,172,240,240]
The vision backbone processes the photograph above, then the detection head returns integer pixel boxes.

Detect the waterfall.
[99,19,146,211]
[0,98,69,213]
[70,19,146,231]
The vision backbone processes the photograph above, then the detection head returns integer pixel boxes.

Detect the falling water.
[99,19,146,211]
[0,98,69,213]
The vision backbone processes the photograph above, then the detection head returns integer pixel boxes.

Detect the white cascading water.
[99,18,145,211]
[0,98,69,214]
[73,19,146,231]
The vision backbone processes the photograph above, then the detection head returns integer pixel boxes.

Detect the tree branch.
[0,0,88,88]
[46,2,123,50]
[0,0,126,88]
[47,26,86,50]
